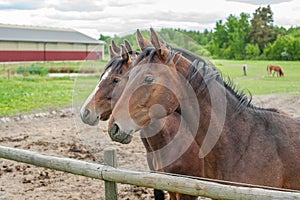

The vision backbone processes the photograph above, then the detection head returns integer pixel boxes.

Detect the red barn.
[0,24,105,62]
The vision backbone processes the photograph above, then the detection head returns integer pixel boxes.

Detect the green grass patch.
[0,60,109,117]
[1,60,299,116]
[214,60,300,95]
[0,76,75,116]
[0,60,109,76]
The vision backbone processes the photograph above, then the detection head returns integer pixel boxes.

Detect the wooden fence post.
[104,147,118,200]
[7,68,10,80]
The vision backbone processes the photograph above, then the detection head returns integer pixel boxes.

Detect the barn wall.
[0,41,104,62]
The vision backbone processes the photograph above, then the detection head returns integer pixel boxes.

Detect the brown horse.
[81,38,205,199]
[80,41,168,199]
[80,42,134,124]
[81,40,203,200]
[109,29,300,190]
[267,65,284,77]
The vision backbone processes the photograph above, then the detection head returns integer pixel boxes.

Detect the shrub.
[49,66,76,73]
[17,65,48,76]
[245,44,261,59]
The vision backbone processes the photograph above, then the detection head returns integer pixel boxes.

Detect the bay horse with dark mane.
[267,64,284,77]
[80,40,170,199]
[109,29,300,191]
[80,39,204,199]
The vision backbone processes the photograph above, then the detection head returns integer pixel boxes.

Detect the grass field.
[0,60,299,116]
[0,60,108,75]
[214,60,300,95]
[0,76,75,116]
[0,60,106,116]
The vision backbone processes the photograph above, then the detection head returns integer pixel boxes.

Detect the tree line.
[100,5,300,60]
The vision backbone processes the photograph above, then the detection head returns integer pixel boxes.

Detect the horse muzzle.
[80,108,100,126]
[108,123,133,144]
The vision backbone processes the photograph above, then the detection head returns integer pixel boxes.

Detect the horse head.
[80,41,136,125]
[108,29,195,143]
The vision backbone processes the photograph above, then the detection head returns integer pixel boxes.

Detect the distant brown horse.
[109,29,300,191]
[267,65,284,77]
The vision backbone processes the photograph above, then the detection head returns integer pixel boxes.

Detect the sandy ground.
[0,94,299,200]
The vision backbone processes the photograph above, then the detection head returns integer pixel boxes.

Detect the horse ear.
[150,28,161,50]
[150,28,169,59]
[124,40,133,53]
[120,45,132,65]
[109,45,118,59]
[136,29,152,51]
[150,27,167,47]
[111,40,121,54]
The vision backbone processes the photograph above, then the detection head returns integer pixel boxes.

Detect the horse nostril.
[83,109,90,118]
[109,123,119,136]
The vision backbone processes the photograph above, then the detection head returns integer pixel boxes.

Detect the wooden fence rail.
[0,145,299,200]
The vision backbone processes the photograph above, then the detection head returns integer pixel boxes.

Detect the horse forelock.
[101,56,126,80]
[133,46,184,68]
[133,47,154,65]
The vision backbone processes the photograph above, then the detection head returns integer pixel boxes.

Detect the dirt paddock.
[0,94,299,200]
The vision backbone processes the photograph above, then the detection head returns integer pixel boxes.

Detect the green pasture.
[214,60,300,95]
[0,76,74,116]
[0,60,299,117]
[0,60,106,116]
[0,60,108,75]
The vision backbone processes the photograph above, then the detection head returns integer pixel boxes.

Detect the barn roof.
[0,24,104,45]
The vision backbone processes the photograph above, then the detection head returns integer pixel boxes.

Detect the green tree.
[245,44,261,59]
[208,13,250,59]
[226,13,251,59]
[264,35,300,60]
[248,5,278,53]
[209,20,228,58]
[287,27,300,37]
[99,34,112,55]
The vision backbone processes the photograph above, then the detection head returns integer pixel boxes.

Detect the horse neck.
[173,54,193,78]
[187,77,253,152]
[168,57,258,155]
[142,113,183,151]
[141,113,199,171]
[172,46,199,62]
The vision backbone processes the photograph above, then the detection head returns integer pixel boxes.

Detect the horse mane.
[132,47,154,66]
[101,47,141,79]
[133,45,183,67]
[134,46,277,113]
[133,42,207,66]
[101,56,124,79]
[188,60,279,113]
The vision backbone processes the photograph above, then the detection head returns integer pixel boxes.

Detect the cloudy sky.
[0,0,299,39]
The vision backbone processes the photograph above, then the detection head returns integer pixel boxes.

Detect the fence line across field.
[0,145,299,200]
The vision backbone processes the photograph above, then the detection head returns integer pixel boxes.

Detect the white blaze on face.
[100,67,112,83]
[80,68,112,114]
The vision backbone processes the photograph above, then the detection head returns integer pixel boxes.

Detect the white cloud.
[226,0,293,5]
[45,0,107,12]
[0,0,299,38]
[0,0,44,10]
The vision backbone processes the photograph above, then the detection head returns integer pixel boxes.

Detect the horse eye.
[113,77,121,84]
[144,76,154,83]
